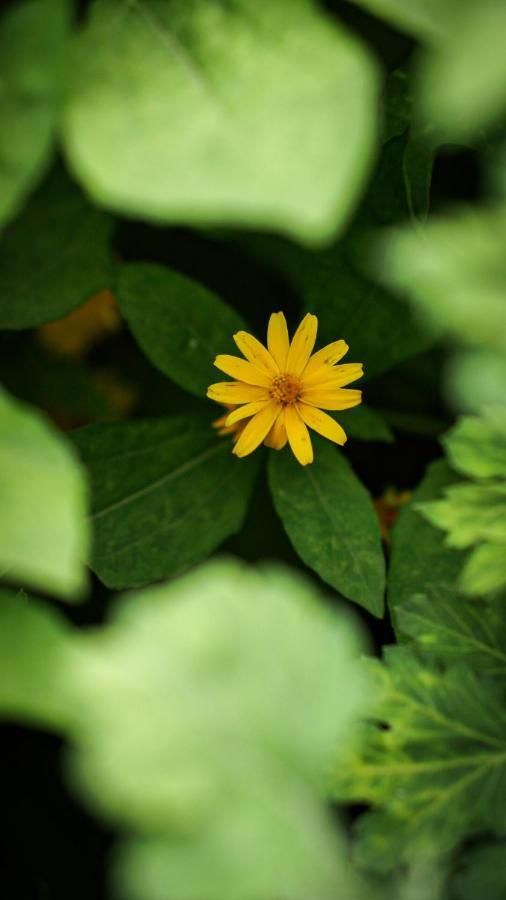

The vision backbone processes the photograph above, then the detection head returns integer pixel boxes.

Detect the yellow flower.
[207,312,363,465]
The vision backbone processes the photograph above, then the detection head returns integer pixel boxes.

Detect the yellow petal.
[267,312,290,370]
[297,403,347,446]
[233,331,279,374]
[226,399,270,425]
[214,354,271,387]
[301,388,362,410]
[302,362,364,390]
[285,405,313,465]
[264,411,288,449]
[286,313,318,377]
[233,403,279,458]
[207,382,269,404]
[302,340,349,379]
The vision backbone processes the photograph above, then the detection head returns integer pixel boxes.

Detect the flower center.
[269,373,301,406]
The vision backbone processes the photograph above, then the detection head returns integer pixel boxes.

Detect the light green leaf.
[63,0,378,244]
[0,169,114,329]
[72,413,258,588]
[331,646,506,871]
[397,593,506,677]
[117,263,244,397]
[447,349,506,415]
[453,842,506,900]
[268,439,385,616]
[343,0,448,40]
[378,208,506,356]
[420,482,506,549]
[443,409,506,480]
[67,560,368,900]
[460,542,506,597]
[0,388,89,599]
[388,459,465,619]
[0,588,73,728]
[0,0,70,228]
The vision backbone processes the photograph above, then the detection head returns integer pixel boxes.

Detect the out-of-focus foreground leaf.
[0,387,89,599]
[269,439,385,616]
[63,0,378,244]
[72,414,257,588]
[66,560,369,900]
[0,0,70,229]
[0,169,114,329]
[116,263,244,397]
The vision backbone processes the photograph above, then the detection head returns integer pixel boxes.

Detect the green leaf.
[344,405,394,443]
[117,263,244,397]
[447,349,506,415]
[420,482,506,549]
[331,646,506,871]
[388,460,465,620]
[0,588,73,728]
[0,0,70,228]
[460,542,506,597]
[67,560,369,900]
[397,593,506,677]
[343,0,447,40]
[453,842,506,900]
[72,413,258,588]
[62,0,378,244]
[268,440,385,616]
[378,208,506,356]
[443,409,506,480]
[0,169,114,329]
[0,388,89,599]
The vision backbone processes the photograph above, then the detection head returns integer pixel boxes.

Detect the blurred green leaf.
[0,0,70,228]
[72,413,257,588]
[0,387,89,599]
[388,460,466,622]
[460,542,506,598]
[331,646,506,871]
[447,350,506,415]
[67,560,368,899]
[0,169,114,329]
[343,0,447,40]
[0,587,73,728]
[269,440,385,616]
[63,0,378,244]
[117,263,244,397]
[397,593,506,677]
[452,842,506,900]
[443,409,506,480]
[379,208,506,355]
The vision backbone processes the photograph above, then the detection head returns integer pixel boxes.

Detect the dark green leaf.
[388,459,467,621]
[117,263,244,397]
[0,0,70,228]
[62,0,378,244]
[453,842,506,900]
[72,413,258,588]
[268,440,385,616]
[0,387,89,599]
[344,405,394,443]
[0,169,114,329]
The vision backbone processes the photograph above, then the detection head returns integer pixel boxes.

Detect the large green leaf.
[453,842,506,900]
[331,646,506,872]
[72,413,258,588]
[388,459,466,621]
[0,169,114,329]
[0,0,70,228]
[63,0,378,244]
[343,0,448,40]
[269,440,385,616]
[67,560,368,900]
[0,388,89,599]
[0,588,73,728]
[378,208,506,356]
[397,594,506,677]
[116,263,244,397]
